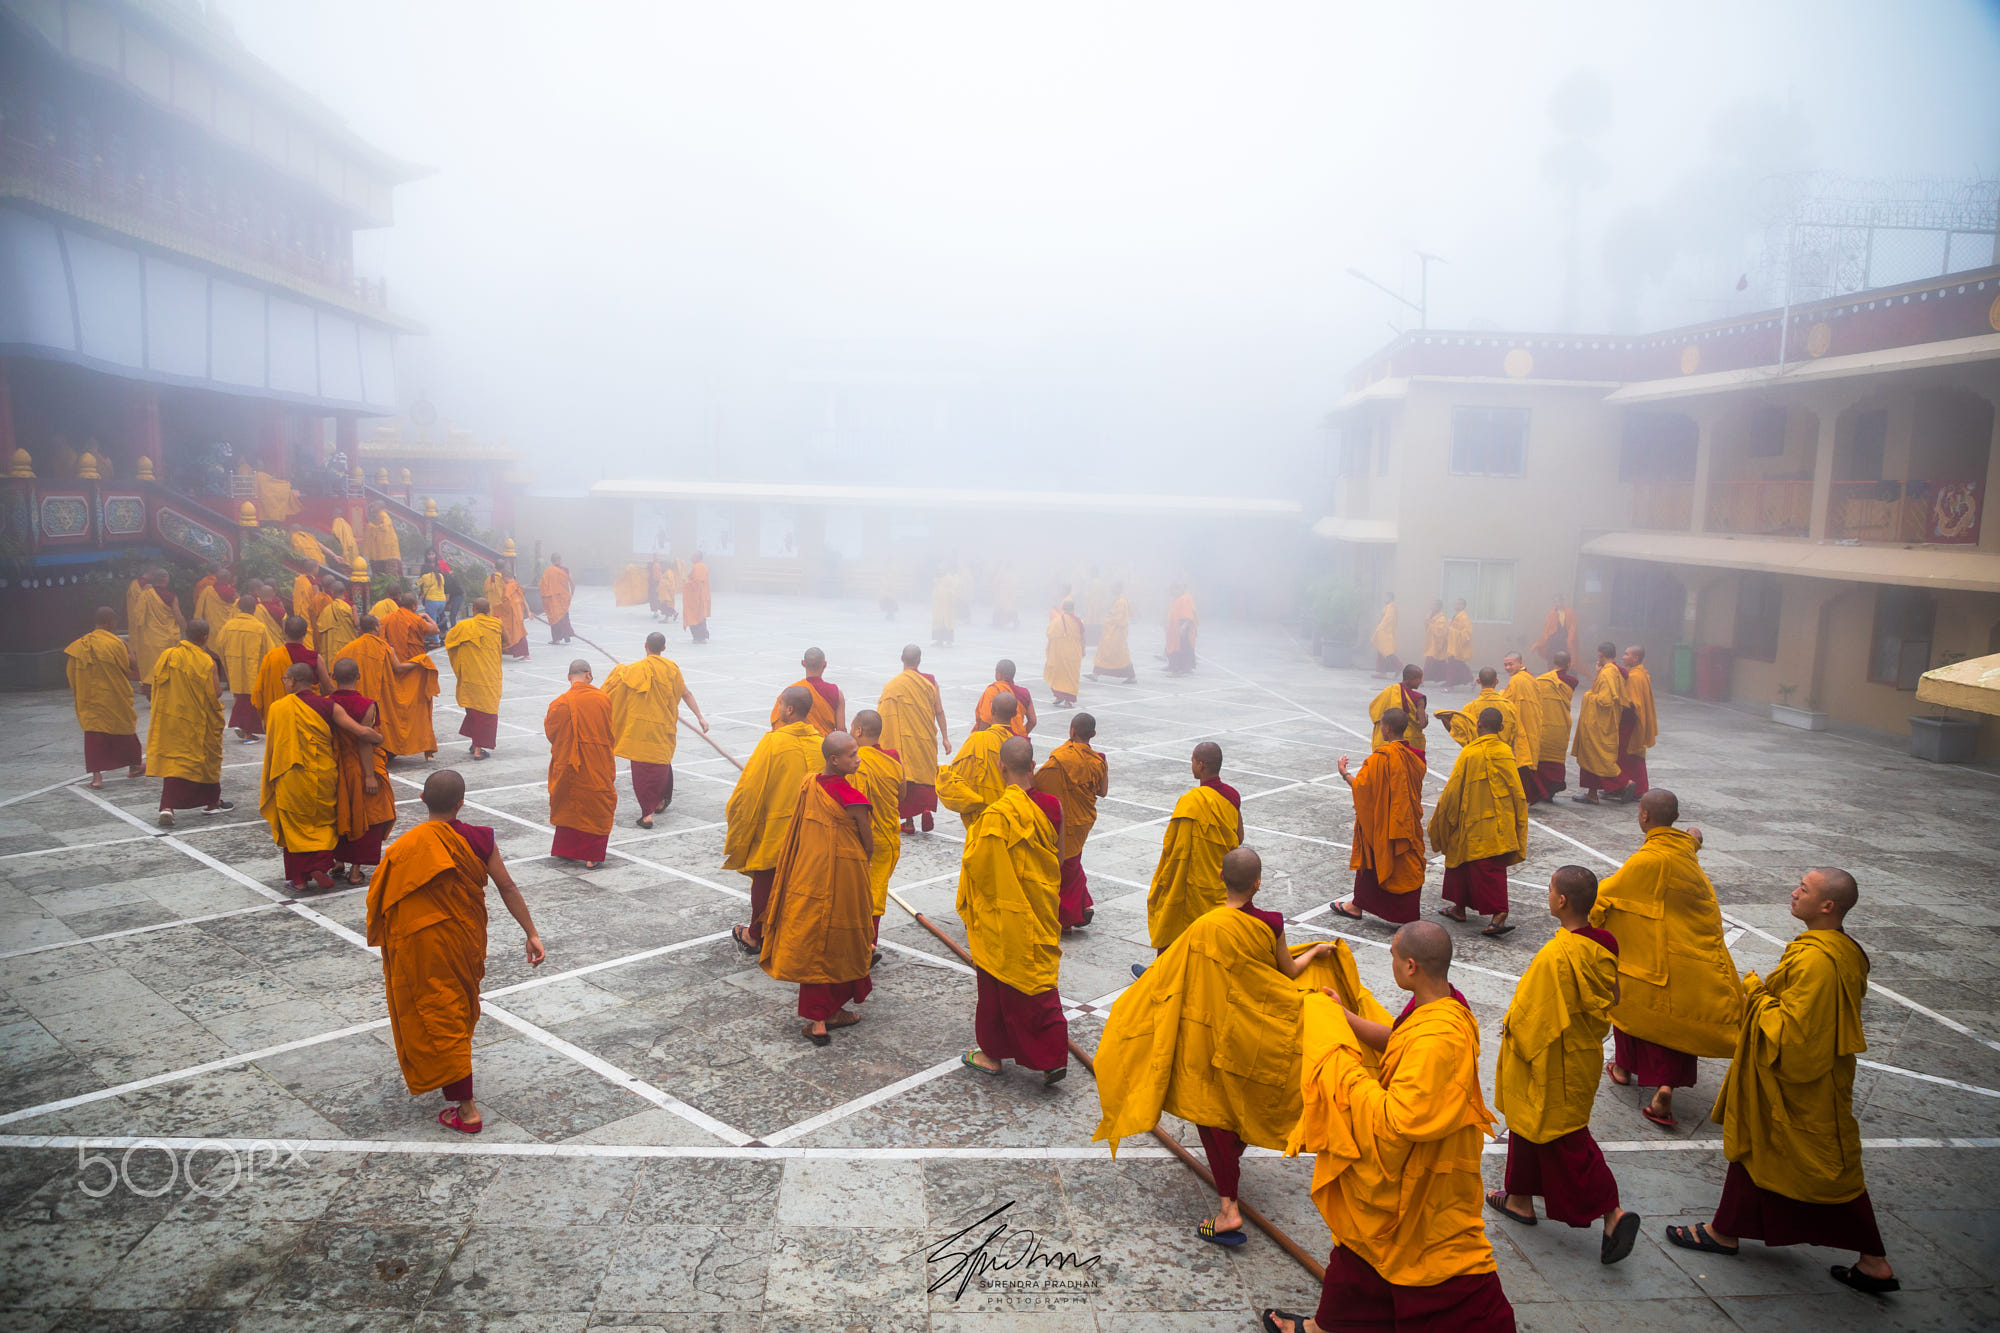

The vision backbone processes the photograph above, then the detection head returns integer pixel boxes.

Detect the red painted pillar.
[129,384,162,474]
[259,405,288,477]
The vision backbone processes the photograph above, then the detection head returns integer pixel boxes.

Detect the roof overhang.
[1603,332,2000,405]
[1312,516,1398,544]
[1578,530,2000,594]
[1917,653,2000,718]
[589,479,1301,519]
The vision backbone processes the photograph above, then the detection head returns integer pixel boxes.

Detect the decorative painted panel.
[39,495,90,540]
[155,505,234,565]
[103,494,147,537]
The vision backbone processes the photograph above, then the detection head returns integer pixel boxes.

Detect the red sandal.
[437,1106,483,1135]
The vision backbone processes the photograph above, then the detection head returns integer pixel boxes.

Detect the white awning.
[591,479,1300,519]
[1579,530,2000,594]
[1603,332,2000,405]
[1312,516,1398,544]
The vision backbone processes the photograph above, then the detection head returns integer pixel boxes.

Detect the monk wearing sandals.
[760,731,877,1045]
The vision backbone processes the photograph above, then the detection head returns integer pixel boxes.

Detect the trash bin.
[1672,642,1695,696]
[1695,645,1732,702]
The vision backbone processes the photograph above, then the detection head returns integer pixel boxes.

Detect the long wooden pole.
[883,888,1327,1284]
[528,614,746,772]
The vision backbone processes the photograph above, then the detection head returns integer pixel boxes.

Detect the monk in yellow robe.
[1368,663,1429,758]
[1034,713,1107,930]
[1501,653,1547,803]
[1669,866,1897,1294]
[877,644,951,834]
[975,660,1036,737]
[682,552,711,643]
[930,569,957,645]
[849,710,903,927]
[369,592,399,625]
[1264,921,1514,1333]
[1592,790,1745,1127]
[988,560,1019,629]
[1042,597,1084,705]
[216,595,280,739]
[66,607,143,785]
[443,598,505,759]
[327,657,397,882]
[1429,707,1528,934]
[1443,667,1521,752]
[1094,848,1356,1243]
[1420,597,1449,682]
[1331,708,1428,925]
[498,572,530,658]
[1616,645,1659,798]
[192,565,233,630]
[363,507,401,567]
[1368,593,1399,676]
[315,578,357,664]
[330,515,359,565]
[256,471,298,522]
[959,737,1069,1082]
[290,528,328,568]
[1164,583,1198,675]
[605,632,706,827]
[761,731,878,1042]
[146,624,228,825]
[130,569,185,681]
[253,615,335,720]
[938,692,1019,828]
[544,659,616,867]
[1088,581,1136,682]
[367,770,544,1135]
[537,554,576,644]
[1535,650,1578,798]
[725,687,823,950]
[260,663,380,890]
[1143,742,1244,956]
[1443,597,1473,690]
[1570,641,1630,803]
[349,614,439,759]
[768,647,845,734]
[253,583,287,641]
[611,563,647,607]
[1489,866,1639,1261]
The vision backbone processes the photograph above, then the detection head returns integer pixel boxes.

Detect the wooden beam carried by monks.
[882,888,1328,1284]
[527,616,747,772]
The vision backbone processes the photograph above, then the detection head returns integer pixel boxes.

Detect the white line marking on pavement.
[760,1056,966,1146]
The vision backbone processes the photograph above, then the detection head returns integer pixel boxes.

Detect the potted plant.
[1304,574,1366,669]
[1770,683,1829,731]
[1909,653,1980,763]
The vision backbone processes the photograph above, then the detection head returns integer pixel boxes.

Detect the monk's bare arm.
[389,648,415,677]
[487,850,546,967]
[849,803,873,861]
[1335,1002,1391,1052]
[1022,697,1038,734]
[1273,934,1328,979]
[317,662,336,694]
[1094,763,1108,798]
[1336,755,1356,787]
[327,703,384,745]
[681,687,708,732]
[931,692,952,750]
[834,690,847,733]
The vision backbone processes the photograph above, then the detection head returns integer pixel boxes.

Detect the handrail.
[136,477,346,585]
[361,485,509,566]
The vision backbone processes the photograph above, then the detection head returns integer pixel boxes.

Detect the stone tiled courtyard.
[0,590,1995,1332]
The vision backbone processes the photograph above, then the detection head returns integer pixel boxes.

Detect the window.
[1869,588,1934,689]
[1733,574,1781,662]
[1747,406,1788,458]
[1377,423,1393,477]
[1441,559,1516,623]
[1337,425,1371,478]
[1450,408,1528,477]
[1618,413,1697,482]
[1837,409,1888,481]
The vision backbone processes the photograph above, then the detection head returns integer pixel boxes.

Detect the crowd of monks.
[62,567,1900,1320]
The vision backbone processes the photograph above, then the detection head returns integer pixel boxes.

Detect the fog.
[220,0,2000,493]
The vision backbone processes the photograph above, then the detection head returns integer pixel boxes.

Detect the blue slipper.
[961,1051,1002,1076]
[1197,1219,1247,1247]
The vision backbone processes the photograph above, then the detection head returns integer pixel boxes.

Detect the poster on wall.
[759,504,798,558]
[632,501,674,556]
[823,508,865,561]
[696,503,735,557]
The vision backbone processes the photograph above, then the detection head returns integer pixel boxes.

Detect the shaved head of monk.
[1478,707,1504,735]
[1553,650,1571,669]
[186,618,210,644]
[1221,846,1262,895]
[1401,663,1424,685]
[333,657,360,685]
[851,708,883,742]
[994,659,1017,682]
[1549,864,1598,919]
[1477,666,1498,688]
[1623,644,1646,667]
[399,594,418,610]
[990,690,1018,723]
[1390,920,1453,990]
[802,647,827,673]
[1638,788,1680,829]
[1380,706,1408,738]
[284,661,315,690]
[645,632,666,654]
[822,730,859,776]
[567,659,593,682]
[1503,653,1523,672]
[94,606,116,628]
[237,595,257,613]
[1596,640,1617,663]
[284,615,308,641]
[359,614,380,634]
[998,735,1035,779]
[1794,866,1859,926]
[472,598,490,615]
[423,769,467,814]
[1070,712,1097,742]
[1191,741,1223,779]
[901,644,922,667]
[779,684,814,723]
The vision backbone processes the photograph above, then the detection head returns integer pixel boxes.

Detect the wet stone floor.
[0,589,1995,1331]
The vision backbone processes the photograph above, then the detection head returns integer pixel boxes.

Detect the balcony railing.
[1828,478,1982,545]
[1628,482,1694,531]
[1707,479,1812,537]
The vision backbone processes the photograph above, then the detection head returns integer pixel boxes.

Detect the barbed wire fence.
[1754,173,1999,309]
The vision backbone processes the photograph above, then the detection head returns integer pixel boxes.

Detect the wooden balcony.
[1628,482,1694,531]
[1706,479,1812,537]
[1827,479,1983,545]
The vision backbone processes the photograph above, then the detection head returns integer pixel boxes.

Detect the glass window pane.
[1440,560,1479,612]
[1477,561,1515,622]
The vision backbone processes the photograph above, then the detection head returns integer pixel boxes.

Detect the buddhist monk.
[253,582,288,641]
[384,594,439,665]
[261,663,381,891]
[544,659,616,868]
[1088,581,1136,682]
[612,562,647,608]
[1617,645,1658,799]
[367,770,545,1135]
[761,730,877,1043]
[989,560,1019,629]
[970,664,1031,742]
[1501,653,1547,803]
[1139,741,1244,971]
[938,690,1019,827]
[1368,593,1399,677]
[1489,865,1639,1263]
[1165,583,1198,675]
[1591,790,1745,1128]
[1042,597,1084,707]
[192,564,234,629]
[959,736,1068,1084]
[930,567,956,645]
[1667,867,1898,1295]
[1534,650,1577,798]
[331,514,359,566]
[849,710,903,940]
[1532,594,1579,668]
[644,554,666,621]
[497,571,530,658]
[315,576,357,663]
[725,686,823,951]
[769,647,845,734]
[1368,662,1429,759]
[254,615,335,726]
[444,597,504,760]
[1033,713,1107,930]
[1442,667,1521,753]
[1570,641,1630,805]
[1430,708,1528,936]
[538,554,576,644]
[350,613,439,760]
[66,607,144,786]
[216,595,279,741]
[658,556,682,622]
[605,632,706,827]
[1330,708,1428,924]
[683,550,712,643]
[875,645,950,835]
[298,572,332,649]
[1421,597,1449,683]
[328,657,397,884]
[1442,597,1474,691]
[1262,921,1514,1333]
[363,506,401,569]
[130,568,184,682]
[1095,848,1359,1247]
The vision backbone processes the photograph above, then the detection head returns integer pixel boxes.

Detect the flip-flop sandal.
[731,925,758,954]
[1436,907,1467,923]
[1079,908,1094,926]
[1261,1312,1311,1333]
[1830,1264,1900,1295]
[960,1051,1001,1076]
[437,1106,482,1135]
[801,1025,830,1047]
[1602,1210,1641,1264]
[1604,1060,1632,1086]
[1043,1066,1067,1087]
[1485,1190,1537,1226]
[1329,902,1366,921]
[1641,1104,1679,1129]
[1481,924,1517,937]
[637,816,653,829]
[825,1011,861,1029]
[1665,1224,1737,1256]
[1197,1219,1247,1247]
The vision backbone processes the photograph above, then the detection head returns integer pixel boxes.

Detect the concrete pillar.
[128,385,162,471]
[1979,396,2000,554]
[1690,409,1718,534]
[1807,399,1843,540]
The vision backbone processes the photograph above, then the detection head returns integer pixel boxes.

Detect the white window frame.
[1440,558,1517,625]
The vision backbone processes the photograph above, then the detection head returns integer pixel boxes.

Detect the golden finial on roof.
[8,449,32,478]
[502,537,517,558]
[76,452,99,480]
[423,497,438,518]
[375,467,390,485]
[238,502,259,528]
[400,468,413,485]
[350,554,371,581]
[236,461,253,475]
[350,465,364,482]
[136,456,156,482]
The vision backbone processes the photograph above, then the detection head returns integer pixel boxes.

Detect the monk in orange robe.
[383,595,438,664]
[1165,583,1198,675]
[1033,712,1107,930]
[1617,645,1659,799]
[544,658,616,867]
[252,616,334,722]
[1330,707,1428,924]
[349,614,440,759]
[1533,594,1579,668]
[726,686,823,950]
[130,569,185,682]
[849,710,903,936]
[498,571,530,658]
[1420,598,1449,683]
[975,659,1036,737]
[328,657,397,883]
[938,692,1019,828]
[769,646,845,734]
[260,663,380,891]
[1142,742,1243,960]
[761,731,878,1043]
[65,607,144,785]
[878,644,951,834]
[683,551,711,643]
[1368,593,1399,677]
[1367,663,1429,759]
[539,554,576,644]
[367,769,544,1135]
